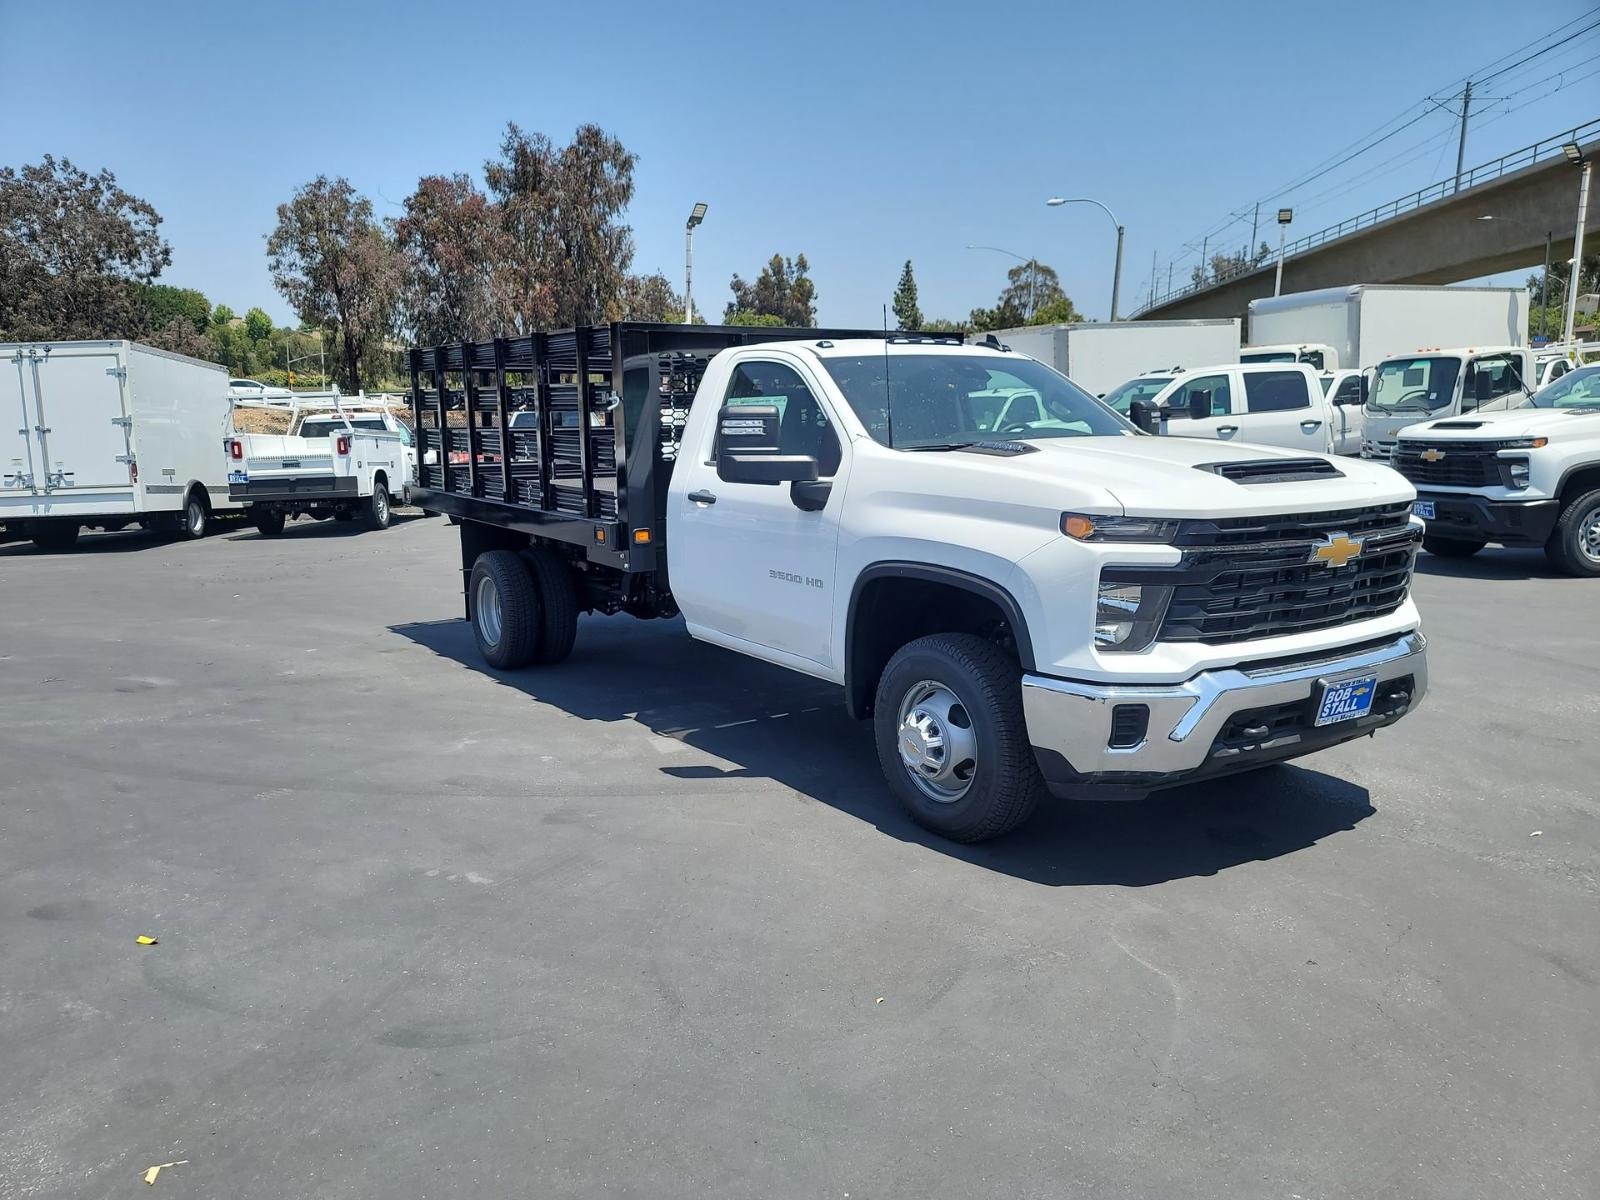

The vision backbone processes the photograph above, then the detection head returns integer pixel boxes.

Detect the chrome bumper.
[1021,631,1427,792]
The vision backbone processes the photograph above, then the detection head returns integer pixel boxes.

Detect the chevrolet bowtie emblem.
[1311,532,1364,569]
[1419,448,1446,463]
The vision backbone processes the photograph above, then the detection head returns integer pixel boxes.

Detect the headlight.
[1499,437,1547,449]
[1063,513,1180,542]
[1501,458,1530,489]
[1095,582,1172,652]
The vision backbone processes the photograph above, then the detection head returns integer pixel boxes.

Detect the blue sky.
[4,0,1595,329]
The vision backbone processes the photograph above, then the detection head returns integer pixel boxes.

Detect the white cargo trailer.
[1245,285,1529,371]
[2,340,241,551]
[984,319,1241,396]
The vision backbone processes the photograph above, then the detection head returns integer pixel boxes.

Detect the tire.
[333,510,354,522]
[470,550,541,669]
[363,480,392,531]
[524,546,580,665]
[252,508,286,536]
[31,521,80,552]
[179,489,209,540]
[873,633,1043,843]
[1545,487,1600,577]
[1422,535,1486,558]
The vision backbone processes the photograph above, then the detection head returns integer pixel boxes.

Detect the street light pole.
[1274,208,1293,297]
[684,202,708,325]
[1045,196,1124,321]
[1560,145,1590,345]
[1541,231,1552,341]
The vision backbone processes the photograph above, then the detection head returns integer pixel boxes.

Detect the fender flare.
[844,561,1037,718]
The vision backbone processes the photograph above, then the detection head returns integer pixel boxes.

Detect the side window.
[1244,369,1312,413]
[1300,350,1326,371]
[1465,355,1521,410]
[720,360,841,477]
[1166,374,1232,419]
[1334,376,1362,406]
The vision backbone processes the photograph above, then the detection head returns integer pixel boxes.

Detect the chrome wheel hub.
[895,680,978,804]
[475,574,503,648]
[1580,504,1600,564]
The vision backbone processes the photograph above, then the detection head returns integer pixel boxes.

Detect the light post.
[684,202,708,325]
[965,244,1041,318]
[1046,196,1124,321]
[1273,208,1293,297]
[1561,143,1590,346]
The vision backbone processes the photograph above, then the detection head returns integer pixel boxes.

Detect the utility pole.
[1563,155,1591,345]
[1540,231,1552,341]
[1250,201,1260,263]
[1149,250,1158,309]
[1453,81,1473,193]
[1198,235,1208,288]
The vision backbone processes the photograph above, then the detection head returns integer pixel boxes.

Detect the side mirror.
[1359,375,1370,406]
[1128,399,1158,434]
[1188,391,1211,421]
[1474,371,1492,402]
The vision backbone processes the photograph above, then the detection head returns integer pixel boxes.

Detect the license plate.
[228,471,248,484]
[1412,500,1435,519]
[1315,674,1378,727]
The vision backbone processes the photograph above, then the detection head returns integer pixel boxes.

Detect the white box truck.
[984,320,1241,396]
[2,340,242,550]
[1244,285,1529,371]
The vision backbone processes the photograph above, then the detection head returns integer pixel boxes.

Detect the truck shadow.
[1413,547,1570,580]
[390,614,1375,887]
[224,511,429,542]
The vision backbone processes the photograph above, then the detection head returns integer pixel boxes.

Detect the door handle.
[687,489,717,505]
[1300,419,1323,429]
[1217,425,1238,435]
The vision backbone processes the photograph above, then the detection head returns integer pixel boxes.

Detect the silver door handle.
[1301,419,1323,429]
[1217,425,1238,435]
[688,489,716,505]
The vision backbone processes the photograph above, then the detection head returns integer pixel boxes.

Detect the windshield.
[300,417,391,437]
[1100,376,1173,416]
[819,353,1134,447]
[1524,364,1600,410]
[1367,356,1460,415]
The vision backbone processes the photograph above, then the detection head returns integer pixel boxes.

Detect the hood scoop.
[1198,458,1344,484]
[1428,421,1485,429]
[956,440,1040,456]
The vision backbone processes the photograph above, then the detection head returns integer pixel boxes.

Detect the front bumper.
[1415,492,1559,546]
[1021,630,1427,799]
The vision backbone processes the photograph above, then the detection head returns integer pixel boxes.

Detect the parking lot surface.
[2,516,1597,1199]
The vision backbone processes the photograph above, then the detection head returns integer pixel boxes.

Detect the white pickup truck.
[1360,346,1533,461]
[226,408,414,534]
[406,323,1428,843]
[1104,363,1363,455]
[1392,363,1600,575]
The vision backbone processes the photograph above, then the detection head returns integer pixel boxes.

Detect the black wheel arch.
[1555,461,1600,505]
[845,561,1036,720]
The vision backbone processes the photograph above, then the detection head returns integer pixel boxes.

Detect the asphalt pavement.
[1,515,1596,1199]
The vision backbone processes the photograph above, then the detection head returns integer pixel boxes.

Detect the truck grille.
[1107,503,1420,646]
[1392,442,1507,488]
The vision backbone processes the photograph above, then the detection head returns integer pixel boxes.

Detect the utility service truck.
[3,339,242,550]
[1245,285,1530,371]
[226,404,413,534]
[1360,346,1534,460]
[405,322,1428,844]
[1393,363,1600,575]
[985,319,1240,397]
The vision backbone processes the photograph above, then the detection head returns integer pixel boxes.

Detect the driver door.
[669,355,849,668]
[1161,372,1240,442]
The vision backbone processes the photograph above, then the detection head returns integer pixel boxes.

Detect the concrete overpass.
[1136,119,1599,323]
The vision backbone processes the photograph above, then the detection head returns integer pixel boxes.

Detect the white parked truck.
[406,323,1428,843]
[1392,363,1600,574]
[1360,346,1534,460]
[985,319,1240,397]
[3,339,242,550]
[1105,362,1364,455]
[1246,284,1530,371]
[226,406,412,534]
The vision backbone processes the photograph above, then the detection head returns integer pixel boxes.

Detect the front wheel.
[1422,535,1486,558]
[1545,488,1600,577]
[873,633,1043,843]
[363,481,392,531]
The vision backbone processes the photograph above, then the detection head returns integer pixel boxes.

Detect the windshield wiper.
[899,440,983,452]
